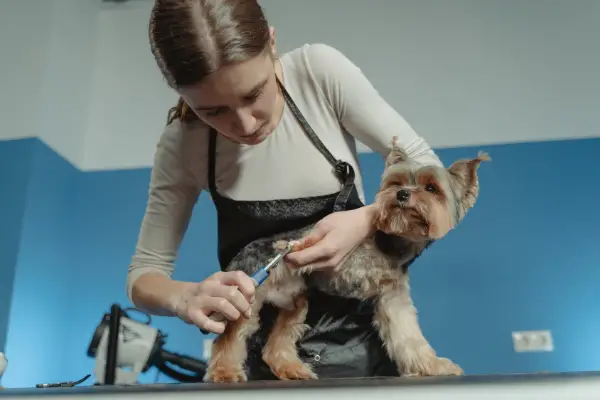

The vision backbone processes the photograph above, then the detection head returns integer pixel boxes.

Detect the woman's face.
[178,49,283,146]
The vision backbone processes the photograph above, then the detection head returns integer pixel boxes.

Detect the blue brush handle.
[250,267,270,287]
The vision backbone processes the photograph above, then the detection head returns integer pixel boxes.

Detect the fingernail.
[245,309,252,318]
[250,295,256,303]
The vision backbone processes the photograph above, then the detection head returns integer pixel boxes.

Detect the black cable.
[159,349,207,372]
[153,349,207,383]
[153,358,204,383]
[36,374,91,388]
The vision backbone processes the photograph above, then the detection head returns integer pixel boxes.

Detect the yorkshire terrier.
[205,137,490,382]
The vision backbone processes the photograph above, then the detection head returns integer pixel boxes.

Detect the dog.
[204,137,490,382]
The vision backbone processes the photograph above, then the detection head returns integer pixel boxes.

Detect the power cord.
[36,374,91,389]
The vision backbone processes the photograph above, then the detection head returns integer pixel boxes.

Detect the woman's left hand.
[284,205,377,271]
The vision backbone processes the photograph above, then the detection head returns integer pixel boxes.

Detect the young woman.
[128,0,442,380]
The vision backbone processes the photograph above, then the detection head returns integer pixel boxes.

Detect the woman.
[128,0,443,380]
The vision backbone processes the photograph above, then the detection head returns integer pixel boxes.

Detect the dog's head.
[373,137,490,242]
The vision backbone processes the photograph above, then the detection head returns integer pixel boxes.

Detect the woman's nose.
[234,108,257,136]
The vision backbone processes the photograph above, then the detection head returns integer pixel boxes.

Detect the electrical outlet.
[512,330,554,352]
[203,339,214,359]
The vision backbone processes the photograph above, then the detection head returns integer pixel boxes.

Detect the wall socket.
[203,338,214,360]
[512,330,554,352]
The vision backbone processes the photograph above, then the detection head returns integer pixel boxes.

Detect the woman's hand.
[285,205,377,271]
[173,271,256,334]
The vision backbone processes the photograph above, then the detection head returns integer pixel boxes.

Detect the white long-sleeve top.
[126,43,442,303]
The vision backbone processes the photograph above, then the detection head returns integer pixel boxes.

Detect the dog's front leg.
[373,282,463,377]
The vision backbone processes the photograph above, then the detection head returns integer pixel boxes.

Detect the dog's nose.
[396,189,410,202]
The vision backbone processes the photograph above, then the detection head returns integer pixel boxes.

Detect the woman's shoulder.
[283,43,350,67]
[282,43,356,81]
[281,43,363,112]
[153,118,210,181]
[157,118,209,155]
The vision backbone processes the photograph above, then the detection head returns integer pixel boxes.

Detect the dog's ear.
[447,151,491,211]
[385,136,409,169]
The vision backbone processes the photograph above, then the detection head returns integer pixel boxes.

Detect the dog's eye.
[425,183,437,193]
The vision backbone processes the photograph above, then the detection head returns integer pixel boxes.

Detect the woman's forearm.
[131,273,193,316]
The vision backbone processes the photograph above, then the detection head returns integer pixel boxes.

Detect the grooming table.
[1,372,599,399]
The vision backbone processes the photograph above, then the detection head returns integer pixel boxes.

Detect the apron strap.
[208,129,217,195]
[277,78,356,211]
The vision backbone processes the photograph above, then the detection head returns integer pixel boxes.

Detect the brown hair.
[149,0,271,124]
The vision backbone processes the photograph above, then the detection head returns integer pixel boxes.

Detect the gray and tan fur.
[205,137,490,382]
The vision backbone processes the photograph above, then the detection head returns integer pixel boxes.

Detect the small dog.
[205,137,490,382]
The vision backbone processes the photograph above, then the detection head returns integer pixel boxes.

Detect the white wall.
[2,0,600,171]
[0,0,54,141]
[0,0,98,167]
[83,1,179,171]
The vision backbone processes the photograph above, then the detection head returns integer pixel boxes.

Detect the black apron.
[207,79,398,380]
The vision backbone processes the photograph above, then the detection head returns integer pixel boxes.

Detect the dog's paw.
[425,356,464,376]
[273,239,301,252]
[263,348,317,380]
[269,360,317,380]
[402,356,464,377]
[204,364,247,383]
[273,240,290,252]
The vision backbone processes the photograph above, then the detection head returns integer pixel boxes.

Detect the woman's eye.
[245,89,264,103]
[206,108,225,117]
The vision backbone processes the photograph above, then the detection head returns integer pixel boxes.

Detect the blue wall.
[0,138,79,386]
[1,137,599,387]
[0,139,34,356]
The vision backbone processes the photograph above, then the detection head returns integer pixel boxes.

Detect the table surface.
[1,371,600,399]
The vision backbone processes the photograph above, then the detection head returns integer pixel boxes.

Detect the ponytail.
[167,97,199,124]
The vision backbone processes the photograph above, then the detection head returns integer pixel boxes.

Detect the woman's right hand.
[173,271,256,334]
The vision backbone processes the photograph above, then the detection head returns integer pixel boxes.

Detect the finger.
[187,308,226,334]
[293,236,320,252]
[286,237,336,267]
[205,283,252,318]
[292,226,328,251]
[285,226,329,267]
[202,294,244,321]
[214,271,256,301]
